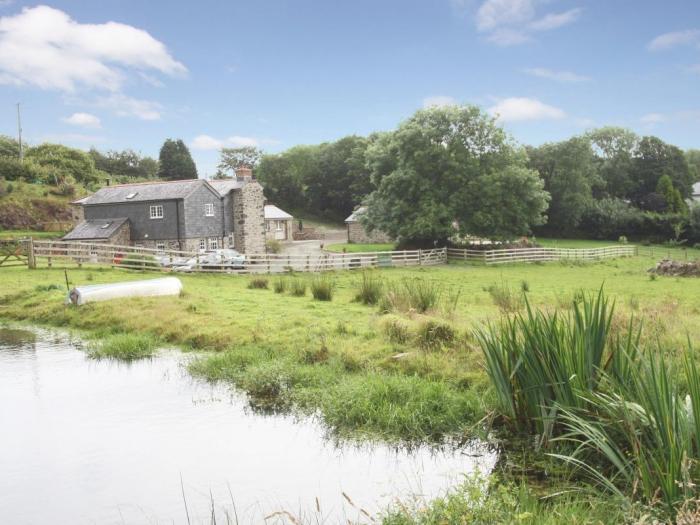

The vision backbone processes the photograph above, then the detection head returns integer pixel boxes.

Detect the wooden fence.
[26,240,447,274]
[0,240,28,268]
[447,245,637,264]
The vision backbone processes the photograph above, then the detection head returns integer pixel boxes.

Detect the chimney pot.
[236,167,253,181]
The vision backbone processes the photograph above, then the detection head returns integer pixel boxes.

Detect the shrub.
[485,283,522,313]
[247,277,269,289]
[416,319,455,350]
[288,277,307,297]
[273,277,287,294]
[87,333,158,360]
[379,315,412,344]
[310,273,334,301]
[354,271,384,305]
[266,239,282,254]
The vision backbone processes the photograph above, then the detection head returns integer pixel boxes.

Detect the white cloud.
[488,97,566,122]
[529,8,582,31]
[640,113,666,124]
[475,0,582,46]
[423,95,458,108]
[190,135,280,151]
[96,94,162,120]
[523,67,591,83]
[648,29,700,51]
[63,112,101,128]
[0,6,186,92]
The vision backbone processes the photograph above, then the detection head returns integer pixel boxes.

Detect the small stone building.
[62,217,131,245]
[264,205,294,241]
[344,206,393,244]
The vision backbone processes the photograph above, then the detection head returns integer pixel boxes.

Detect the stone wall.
[232,182,266,254]
[265,218,294,241]
[347,222,393,244]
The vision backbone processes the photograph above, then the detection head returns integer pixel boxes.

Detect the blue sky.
[0,0,699,176]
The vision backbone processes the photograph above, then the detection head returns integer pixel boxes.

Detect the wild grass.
[87,332,158,360]
[272,277,287,293]
[415,319,456,350]
[379,279,442,314]
[380,314,412,344]
[484,282,523,314]
[247,277,269,289]
[310,273,334,301]
[287,277,307,297]
[354,271,384,305]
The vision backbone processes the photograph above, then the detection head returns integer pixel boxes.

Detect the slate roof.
[208,179,246,196]
[62,218,129,240]
[344,206,367,223]
[82,179,206,205]
[264,204,293,220]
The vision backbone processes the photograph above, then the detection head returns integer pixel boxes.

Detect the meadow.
[2,243,700,522]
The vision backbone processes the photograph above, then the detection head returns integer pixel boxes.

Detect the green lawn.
[2,244,699,522]
[0,229,65,240]
[325,242,396,252]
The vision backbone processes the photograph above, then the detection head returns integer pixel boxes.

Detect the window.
[156,242,165,253]
[100,222,112,229]
[266,221,271,232]
[199,239,206,251]
[228,234,234,247]
[204,203,214,217]
[126,192,138,200]
[209,238,219,250]
[150,205,164,219]
[276,220,283,231]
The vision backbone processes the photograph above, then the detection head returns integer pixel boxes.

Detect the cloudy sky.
[0,0,698,176]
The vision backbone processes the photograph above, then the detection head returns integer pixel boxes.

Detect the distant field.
[0,230,65,240]
[325,242,395,252]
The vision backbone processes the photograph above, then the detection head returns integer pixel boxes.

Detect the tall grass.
[354,271,384,305]
[310,274,334,301]
[478,289,700,515]
[379,279,442,314]
[288,277,307,297]
[87,332,158,360]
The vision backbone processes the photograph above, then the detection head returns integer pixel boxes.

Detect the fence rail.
[0,240,28,268]
[26,240,447,273]
[447,245,637,264]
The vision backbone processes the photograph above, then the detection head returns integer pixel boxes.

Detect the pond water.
[0,327,496,524]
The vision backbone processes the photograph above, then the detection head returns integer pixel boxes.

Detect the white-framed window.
[149,205,164,219]
[156,242,165,253]
[204,203,214,217]
[208,238,219,250]
[199,239,206,251]
[266,221,271,232]
[276,220,283,231]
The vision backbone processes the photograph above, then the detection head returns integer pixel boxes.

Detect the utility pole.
[16,102,23,162]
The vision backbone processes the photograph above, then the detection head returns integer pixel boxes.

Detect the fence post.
[306,255,310,272]
[27,238,36,269]
[418,249,423,266]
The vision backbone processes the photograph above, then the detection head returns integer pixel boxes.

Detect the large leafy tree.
[631,136,693,208]
[25,143,99,185]
[157,139,197,180]
[217,146,262,176]
[256,145,319,211]
[361,105,549,244]
[0,135,20,159]
[686,149,700,183]
[587,127,639,199]
[527,137,600,235]
[90,148,159,180]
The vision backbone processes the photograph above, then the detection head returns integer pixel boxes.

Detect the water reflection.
[0,327,496,524]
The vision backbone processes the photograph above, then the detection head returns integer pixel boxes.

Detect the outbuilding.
[264,204,294,241]
[344,206,393,244]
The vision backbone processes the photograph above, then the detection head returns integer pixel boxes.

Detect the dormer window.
[126,192,138,200]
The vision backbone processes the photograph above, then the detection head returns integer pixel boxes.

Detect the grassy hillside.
[0,180,85,233]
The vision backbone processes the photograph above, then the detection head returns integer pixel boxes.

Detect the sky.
[0,0,699,177]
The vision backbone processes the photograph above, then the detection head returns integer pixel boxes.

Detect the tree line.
[0,136,200,195]
[238,106,699,246]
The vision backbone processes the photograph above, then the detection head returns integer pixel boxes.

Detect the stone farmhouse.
[64,168,265,254]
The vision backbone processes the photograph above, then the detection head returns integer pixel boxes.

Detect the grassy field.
[1,244,699,522]
[0,229,65,240]
[325,242,396,252]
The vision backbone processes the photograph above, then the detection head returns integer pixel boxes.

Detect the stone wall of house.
[232,182,266,254]
[109,222,131,246]
[347,222,393,244]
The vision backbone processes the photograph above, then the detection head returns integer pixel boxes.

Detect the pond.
[0,327,496,524]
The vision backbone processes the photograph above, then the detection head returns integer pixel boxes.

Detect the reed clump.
[87,332,158,361]
[310,274,334,301]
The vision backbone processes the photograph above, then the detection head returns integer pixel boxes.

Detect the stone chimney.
[236,167,253,181]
